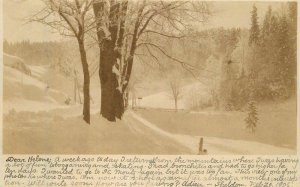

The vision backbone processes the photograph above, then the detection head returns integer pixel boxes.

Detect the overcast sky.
[3,0,283,42]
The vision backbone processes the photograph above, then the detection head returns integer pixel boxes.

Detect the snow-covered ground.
[137,82,208,110]
[137,91,185,109]
[28,65,48,79]
[3,61,188,154]
[3,66,69,114]
[2,56,297,155]
[130,111,296,155]
[5,66,47,88]
[3,110,191,154]
[4,99,67,114]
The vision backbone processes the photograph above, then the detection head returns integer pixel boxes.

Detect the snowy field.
[136,82,208,110]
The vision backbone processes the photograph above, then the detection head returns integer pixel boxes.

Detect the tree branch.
[141,30,186,39]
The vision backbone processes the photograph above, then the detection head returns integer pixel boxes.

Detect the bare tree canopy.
[30,0,97,124]
[93,0,212,121]
[168,75,183,112]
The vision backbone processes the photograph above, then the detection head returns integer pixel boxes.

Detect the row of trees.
[201,3,297,112]
[3,40,66,65]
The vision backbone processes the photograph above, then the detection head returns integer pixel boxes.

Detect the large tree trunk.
[99,39,124,121]
[93,1,127,122]
[78,39,90,124]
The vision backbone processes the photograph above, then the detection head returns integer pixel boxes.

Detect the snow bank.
[28,65,48,79]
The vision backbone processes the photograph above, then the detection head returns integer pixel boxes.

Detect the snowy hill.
[2,53,90,114]
[3,53,32,75]
[3,66,69,113]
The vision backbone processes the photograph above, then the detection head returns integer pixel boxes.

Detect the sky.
[3,0,284,42]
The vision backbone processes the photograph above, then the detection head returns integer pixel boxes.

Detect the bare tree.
[93,0,211,121]
[31,0,96,124]
[127,75,141,109]
[168,77,183,112]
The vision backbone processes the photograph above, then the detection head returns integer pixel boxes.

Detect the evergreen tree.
[261,6,272,43]
[260,6,272,48]
[267,15,280,81]
[215,28,240,110]
[245,100,258,133]
[258,6,272,86]
[277,15,289,66]
[269,15,279,34]
[288,2,297,36]
[276,15,291,97]
[249,4,260,46]
[3,39,10,53]
[287,2,297,95]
